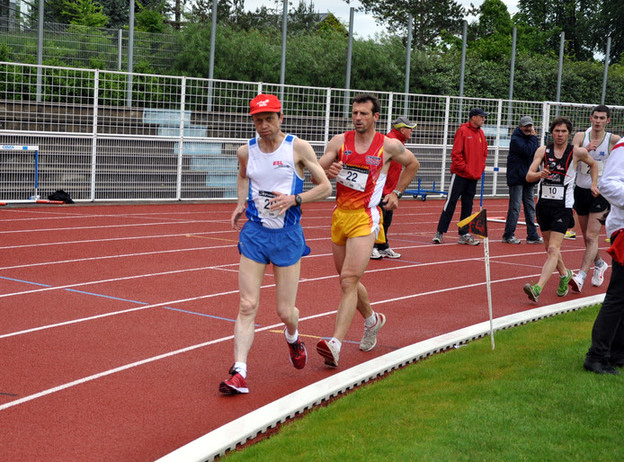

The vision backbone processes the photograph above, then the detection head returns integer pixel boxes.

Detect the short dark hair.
[592,104,610,117]
[549,116,573,134]
[353,93,380,115]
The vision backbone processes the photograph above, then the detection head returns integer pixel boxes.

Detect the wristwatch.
[294,194,303,206]
[392,189,403,199]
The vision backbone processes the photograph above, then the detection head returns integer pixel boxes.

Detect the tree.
[63,0,108,27]
[597,0,624,63]
[356,0,466,48]
[516,0,598,60]
[466,0,514,61]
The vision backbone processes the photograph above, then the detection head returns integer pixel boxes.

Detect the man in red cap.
[371,116,419,259]
[219,93,332,394]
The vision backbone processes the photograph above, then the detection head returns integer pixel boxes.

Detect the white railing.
[1,62,623,203]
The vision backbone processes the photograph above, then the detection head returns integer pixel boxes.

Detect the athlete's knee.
[339,273,362,293]
[238,296,259,317]
[546,245,560,259]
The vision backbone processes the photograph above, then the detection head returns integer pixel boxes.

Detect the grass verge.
[224,305,624,461]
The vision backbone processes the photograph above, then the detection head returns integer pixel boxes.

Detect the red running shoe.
[288,338,308,369]
[219,366,249,394]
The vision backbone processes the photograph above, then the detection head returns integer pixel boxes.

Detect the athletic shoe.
[219,366,249,394]
[360,312,386,351]
[557,269,573,297]
[458,234,480,246]
[316,339,339,367]
[379,248,401,258]
[501,236,521,244]
[523,283,541,302]
[564,230,576,239]
[432,232,443,244]
[287,337,308,370]
[526,236,544,244]
[592,261,609,287]
[370,248,383,260]
[568,273,584,293]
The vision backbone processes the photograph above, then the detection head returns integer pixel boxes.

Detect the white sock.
[578,270,587,281]
[233,361,247,378]
[594,258,605,268]
[329,338,342,352]
[365,312,377,328]
[284,328,299,344]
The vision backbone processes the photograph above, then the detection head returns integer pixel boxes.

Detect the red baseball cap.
[249,94,282,115]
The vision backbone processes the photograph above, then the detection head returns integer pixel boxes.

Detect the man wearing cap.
[501,115,543,245]
[568,105,621,293]
[219,93,332,394]
[432,108,489,245]
[371,116,418,259]
[315,93,419,368]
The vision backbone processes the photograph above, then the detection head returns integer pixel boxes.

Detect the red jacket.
[450,122,488,180]
[384,128,407,195]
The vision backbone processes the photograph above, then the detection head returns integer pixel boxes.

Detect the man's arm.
[317,133,345,180]
[510,131,538,159]
[231,144,249,230]
[525,146,547,183]
[572,131,585,148]
[574,146,599,196]
[450,127,467,173]
[269,139,332,214]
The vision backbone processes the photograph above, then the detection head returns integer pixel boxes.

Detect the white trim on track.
[157,295,605,462]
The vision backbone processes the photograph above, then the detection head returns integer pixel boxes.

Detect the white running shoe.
[379,248,401,258]
[360,312,386,351]
[592,261,609,287]
[569,273,584,293]
[316,339,339,367]
[370,248,383,260]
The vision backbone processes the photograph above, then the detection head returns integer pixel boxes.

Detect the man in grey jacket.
[502,116,543,244]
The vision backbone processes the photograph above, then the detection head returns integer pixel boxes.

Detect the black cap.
[469,108,489,118]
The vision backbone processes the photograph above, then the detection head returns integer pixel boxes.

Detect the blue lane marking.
[1,276,51,287]
[1,276,241,323]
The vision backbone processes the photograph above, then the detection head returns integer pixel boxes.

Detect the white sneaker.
[360,312,386,351]
[592,261,609,287]
[370,248,383,260]
[379,248,401,258]
[432,232,443,244]
[569,273,584,293]
[316,339,339,367]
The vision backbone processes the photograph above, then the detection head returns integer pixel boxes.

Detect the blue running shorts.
[238,220,310,267]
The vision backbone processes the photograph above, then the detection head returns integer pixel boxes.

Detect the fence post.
[90,69,100,202]
[177,76,187,201]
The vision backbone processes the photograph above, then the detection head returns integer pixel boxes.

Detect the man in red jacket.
[371,116,418,259]
[432,108,489,245]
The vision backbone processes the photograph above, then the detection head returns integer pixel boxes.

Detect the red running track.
[0,199,609,460]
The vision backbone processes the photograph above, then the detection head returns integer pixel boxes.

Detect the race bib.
[256,190,279,218]
[336,165,369,192]
[541,185,564,200]
[580,159,604,176]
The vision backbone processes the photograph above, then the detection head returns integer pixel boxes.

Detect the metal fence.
[0,22,179,72]
[2,62,624,203]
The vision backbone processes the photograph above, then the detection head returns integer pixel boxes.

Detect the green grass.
[224,305,624,461]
